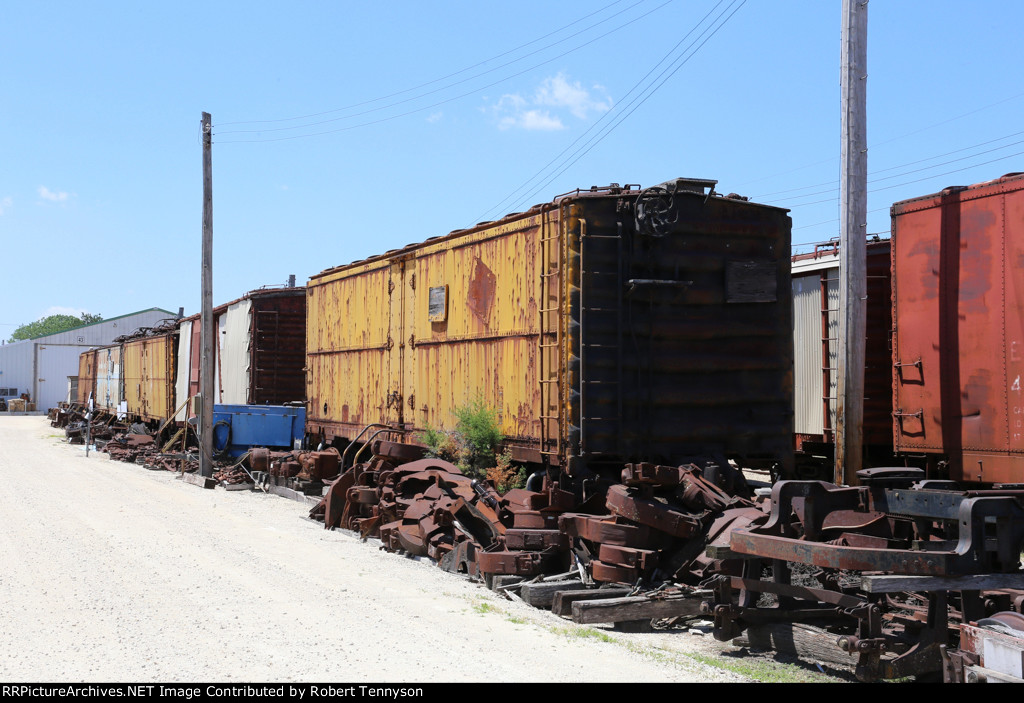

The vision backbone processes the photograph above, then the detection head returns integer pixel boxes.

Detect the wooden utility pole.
[200,112,214,478]
[836,0,868,485]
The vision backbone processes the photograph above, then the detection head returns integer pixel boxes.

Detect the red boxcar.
[891,172,1024,483]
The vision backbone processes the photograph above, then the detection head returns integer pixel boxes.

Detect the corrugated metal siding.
[31,309,175,346]
[217,298,252,405]
[793,273,824,435]
[0,340,39,400]
[37,345,94,410]
[123,334,176,422]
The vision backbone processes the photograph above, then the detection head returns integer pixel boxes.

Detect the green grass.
[459,592,843,683]
[684,652,838,683]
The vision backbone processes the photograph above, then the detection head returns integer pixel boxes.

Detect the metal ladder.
[538,207,562,462]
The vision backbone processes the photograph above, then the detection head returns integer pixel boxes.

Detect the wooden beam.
[738,622,857,670]
[519,580,588,609]
[571,595,702,624]
[552,587,632,616]
[861,573,1024,593]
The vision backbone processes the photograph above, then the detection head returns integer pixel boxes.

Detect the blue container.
[211,404,305,457]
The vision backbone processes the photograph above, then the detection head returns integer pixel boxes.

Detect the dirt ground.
[0,415,854,683]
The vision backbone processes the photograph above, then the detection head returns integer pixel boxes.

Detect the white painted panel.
[217,299,251,405]
[174,320,192,421]
[793,272,825,436]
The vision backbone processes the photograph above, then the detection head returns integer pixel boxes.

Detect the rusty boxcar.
[791,238,893,477]
[121,327,178,424]
[173,286,306,421]
[76,351,97,406]
[307,178,793,484]
[891,172,1024,484]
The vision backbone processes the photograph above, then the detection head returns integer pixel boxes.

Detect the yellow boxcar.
[77,350,97,406]
[307,179,793,477]
[122,332,176,423]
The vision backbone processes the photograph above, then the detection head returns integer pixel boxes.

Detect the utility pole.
[200,112,214,478]
[836,0,867,485]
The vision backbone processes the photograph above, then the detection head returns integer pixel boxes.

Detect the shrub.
[416,398,520,485]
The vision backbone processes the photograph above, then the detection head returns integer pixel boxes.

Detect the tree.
[8,313,103,342]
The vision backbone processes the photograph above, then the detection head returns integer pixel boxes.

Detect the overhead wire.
[735,91,1024,188]
[215,0,672,142]
[217,0,630,127]
[501,0,748,218]
[753,129,1024,199]
[472,0,730,224]
[764,133,1024,204]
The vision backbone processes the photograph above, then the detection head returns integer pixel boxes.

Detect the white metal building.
[0,308,177,411]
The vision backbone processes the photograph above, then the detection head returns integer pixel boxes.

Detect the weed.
[416,397,521,483]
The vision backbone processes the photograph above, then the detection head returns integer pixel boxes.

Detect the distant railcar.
[306,178,794,485]
[122,329,177,424]
[791,238,893,477]
[174,286,306,421]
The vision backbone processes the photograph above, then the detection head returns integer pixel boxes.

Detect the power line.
[215,1,672,142]
[759,130,1024,202]
[217,0,630,127]
[784,146,1024,210]
[473,0,729,224]
[505,0,747,217]
[736,91,1024,188]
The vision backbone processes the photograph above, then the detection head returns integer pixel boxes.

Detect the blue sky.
[2,1,1021,334]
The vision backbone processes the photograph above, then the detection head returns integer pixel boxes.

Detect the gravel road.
[0,416,846,683]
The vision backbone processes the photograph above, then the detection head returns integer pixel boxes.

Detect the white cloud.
[499,110,563,131]
[0,197,11,215]
[38,186,69,203]
[534,73,613,119]
[427,111,443,123]
[487,73,612,131]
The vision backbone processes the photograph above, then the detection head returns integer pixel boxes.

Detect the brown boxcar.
[307,178,793,479]
[891,172,1024,483]
[174,286,306,420]
[76,350,97,406]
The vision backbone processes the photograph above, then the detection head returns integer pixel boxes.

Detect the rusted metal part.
[371,439,426,464]
[476,549,548,576]
[559,514,660,548]
[504,529,568,551]
[597,544,659,571]
[250,447,270,474]
[731,480,1024,575]
[590,560,640,585]
[605,485,700,538]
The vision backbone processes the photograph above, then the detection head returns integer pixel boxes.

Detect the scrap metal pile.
[703,468,1024,682]
[298,445,1024,682]
[306,443,763,592]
